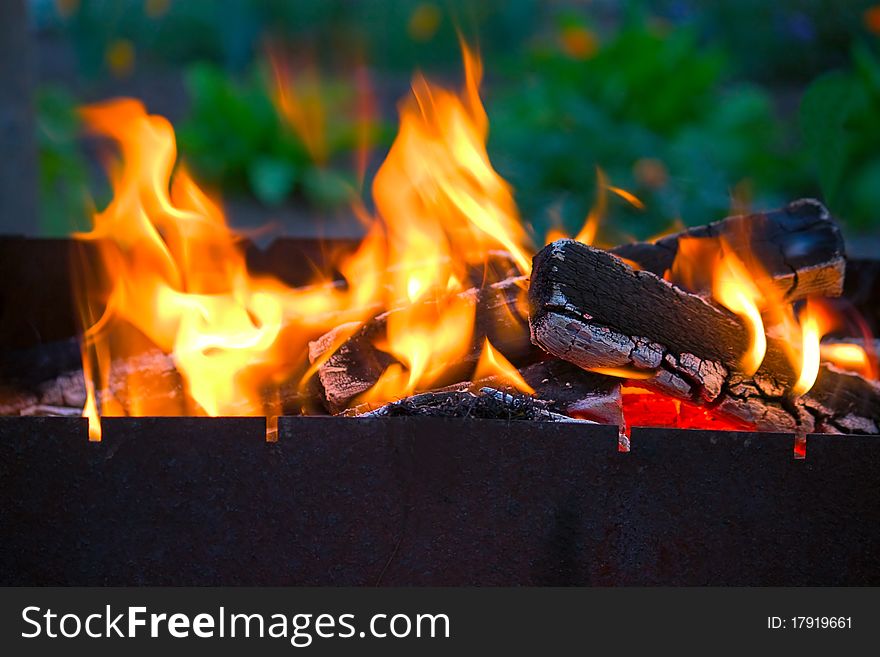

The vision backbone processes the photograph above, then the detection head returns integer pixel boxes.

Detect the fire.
[76,99,382,438]
[71,45,873,437]
[270,47,379,188]
[472,339,535,394]
[665,231,879,399]
[621,386,755,432]
[74,44,537,430]
[589,366,654,380]
[357,42,533,403]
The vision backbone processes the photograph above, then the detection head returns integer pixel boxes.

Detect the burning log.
[612,198,845,301]
[311,276,533,413]
[529,238,880,434]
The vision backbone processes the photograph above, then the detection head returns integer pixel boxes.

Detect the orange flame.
[357,42,533,404]
[472,338,535,394]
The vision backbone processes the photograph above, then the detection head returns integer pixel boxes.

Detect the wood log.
[611,198,845,301]
[529,238,880,434]
[311,276,534,413]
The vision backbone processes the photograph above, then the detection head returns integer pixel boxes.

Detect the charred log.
[611,198,845,301]
[529,239,880,434]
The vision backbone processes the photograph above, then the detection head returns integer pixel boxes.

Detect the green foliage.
[800,43,880,230]
[176,63,383,209]
[489,19,803,240]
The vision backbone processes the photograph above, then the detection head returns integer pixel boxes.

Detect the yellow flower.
[408,3,442,42]
[560,25,598,60]
[106,39,136,79]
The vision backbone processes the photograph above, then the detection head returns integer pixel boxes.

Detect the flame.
[607,185,645,210]
[472,339,535,394]
[791,298,845,396]
[712,244,767,376]
[793,307,821,396]
[270,47,379,188]
[357,42,533,403]
[75,99,382,436]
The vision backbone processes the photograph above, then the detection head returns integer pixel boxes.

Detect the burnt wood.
[529,239,880,434]
[612,198,844,300]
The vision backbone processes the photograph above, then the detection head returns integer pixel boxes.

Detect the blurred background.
[3,0,880,252]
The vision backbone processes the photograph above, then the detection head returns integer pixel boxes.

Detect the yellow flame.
[472,338,535,394]
[793,308,821,396]
[711,245,767,376]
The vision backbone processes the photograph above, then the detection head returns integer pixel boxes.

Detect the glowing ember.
[622,386,755,432]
